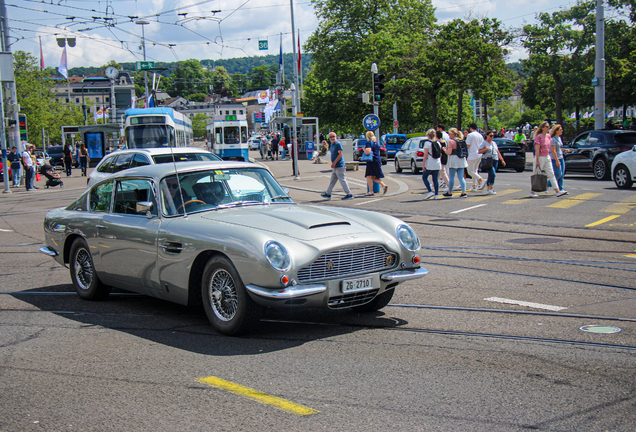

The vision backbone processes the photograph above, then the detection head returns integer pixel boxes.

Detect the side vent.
[308,222,351,229]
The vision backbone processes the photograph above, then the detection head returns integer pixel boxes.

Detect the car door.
[407,139,420,166]
[397,140,411,168]
[98,178,161,293]
[564,132,589,172]
[87,180,114,277]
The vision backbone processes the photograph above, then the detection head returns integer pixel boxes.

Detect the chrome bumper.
[39,246,59,257]
[380,266,428,282]
[245,283,327,300]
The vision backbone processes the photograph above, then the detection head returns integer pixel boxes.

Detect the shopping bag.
[35,173,41,182]
[531,167,547,192]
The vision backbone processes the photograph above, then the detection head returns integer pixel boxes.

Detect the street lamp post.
[290,82,299,179]
[371,63,379,142]
[136,20,150,103]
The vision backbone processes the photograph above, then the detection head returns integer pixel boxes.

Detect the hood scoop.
[309,221,351,229]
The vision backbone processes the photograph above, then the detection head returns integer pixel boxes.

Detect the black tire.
[515,167,525,172]
[394,158,402,173]
[69,238,110,300]
[613,164,633,189]
[411,159,420,174]
[352,289,394,313]
[593,157,610,180]
[201,255,262,335]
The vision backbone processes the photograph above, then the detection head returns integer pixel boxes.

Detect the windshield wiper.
[216,200,263,210]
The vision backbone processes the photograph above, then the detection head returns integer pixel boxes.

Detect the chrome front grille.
[297,245,397,283]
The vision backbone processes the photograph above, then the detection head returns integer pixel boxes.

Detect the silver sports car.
[40,161,427,335]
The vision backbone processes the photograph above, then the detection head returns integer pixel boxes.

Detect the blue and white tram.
[124,108,193,149]
[208,114,249,161]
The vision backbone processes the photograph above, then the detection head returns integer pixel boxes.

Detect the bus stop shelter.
[268,116,319,160]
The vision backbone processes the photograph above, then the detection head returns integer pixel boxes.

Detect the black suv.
[46,145,80,168]
[563,130,636,180]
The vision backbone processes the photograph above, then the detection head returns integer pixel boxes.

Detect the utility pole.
[594,0,605,130]
[392,75,398,134]
[371,63,379,142]
[136,20,150,103]
[290,0,299,179]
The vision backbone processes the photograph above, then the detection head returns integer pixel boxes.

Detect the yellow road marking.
[196,376,320,416]
[585,215,621,227]
[624,254,636,258]
[601,197,636,214]
[466,189,522,202]
[547,193,602,209]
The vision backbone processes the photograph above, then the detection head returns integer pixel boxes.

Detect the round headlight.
[264,241,291,271]
[397,224,421,252]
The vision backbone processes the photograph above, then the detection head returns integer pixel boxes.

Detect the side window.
[112,153,133,173]
[587,133,605,146]
[130,153,150,167]
[96,156,114,173]
[401,140,411,151]
[113,179,157,215]
[574,133,589,147]
[410,140,419,150]
[89,181,114,212]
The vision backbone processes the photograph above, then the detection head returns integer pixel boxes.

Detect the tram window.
[232,110,236,115]
[224,126,240,144]
[215,127,222,144]
[241,127,248,142]
[240,110,244,115]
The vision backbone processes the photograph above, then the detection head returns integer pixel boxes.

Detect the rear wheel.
[515,167,525,172]
[593,157,610,180]
[613,164,633,189]
[201,255,262,335]
[69,238,110,300]
[394,158,402,173]
[352,289,394,312]
[411,159,420,174]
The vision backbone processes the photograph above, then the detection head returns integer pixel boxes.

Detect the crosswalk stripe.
[585,214,621,227]
[547,193,603,209]
[601,197,636,214]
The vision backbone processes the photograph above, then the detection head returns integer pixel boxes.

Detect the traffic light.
[373,73,385,102]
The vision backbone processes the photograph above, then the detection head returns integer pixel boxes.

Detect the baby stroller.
[40,164,64,188]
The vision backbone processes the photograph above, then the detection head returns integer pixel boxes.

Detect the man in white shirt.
[466,123,485,191]
[22,145,35,191]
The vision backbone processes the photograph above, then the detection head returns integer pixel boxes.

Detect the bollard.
[367,182,381,194]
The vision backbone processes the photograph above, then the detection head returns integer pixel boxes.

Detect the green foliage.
[192,113,209,138]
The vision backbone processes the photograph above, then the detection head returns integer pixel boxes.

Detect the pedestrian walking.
[466,122,485,191]
[279,137,287,160]
[271,133,280,160]
[363,131,388,196]
[7,146,21,187]
[436,131,450,191]
[321,132,353,200]
[79,143,88,177]
[548,124,568,194]
[482,130,506,194]
[421,129,442,199]
[530,121,567,198]
[22,145,35,191]
[442,128,468,198]
[63,143,73,177]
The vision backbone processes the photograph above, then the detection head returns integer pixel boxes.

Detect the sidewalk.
[2,167,90,195]
[252,154,410,198]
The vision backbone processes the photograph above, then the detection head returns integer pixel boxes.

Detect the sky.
[5,0,581,71]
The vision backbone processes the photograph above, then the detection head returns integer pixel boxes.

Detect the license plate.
[503,152,516,156]
[342,276,374,293]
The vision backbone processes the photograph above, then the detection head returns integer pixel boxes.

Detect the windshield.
[386,136,406,146]
[152,153,220,164]
[160,167,292,216]
[127,125,171,148]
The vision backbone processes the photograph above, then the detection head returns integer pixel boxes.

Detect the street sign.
[136,61,155,71]
[258,40,268,50]
[363,114,380,131]
[393,120,399,128]
[591,77,599,86]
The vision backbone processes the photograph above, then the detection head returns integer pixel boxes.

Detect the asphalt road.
[1,155,635,432]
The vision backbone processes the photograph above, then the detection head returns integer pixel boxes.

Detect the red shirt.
[534,133,552,157]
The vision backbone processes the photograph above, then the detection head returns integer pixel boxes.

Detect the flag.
[297,30,301,73]
[147,92,154,108]
[131,95,136,109]
[257,89,270,104]
[583,112,589,119]
[279,33,283,73]
[93,106,109,121]
[58,46,68,79]
[590,111,594,118]
[39,36,45,71]
[608,110,615,118]
[570,112,576,119]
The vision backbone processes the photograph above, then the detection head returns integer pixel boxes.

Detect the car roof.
[108,146,213,156]
[107,160,263,182]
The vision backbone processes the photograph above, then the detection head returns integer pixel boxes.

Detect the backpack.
[430,141,441,159]
[453,139,468,158]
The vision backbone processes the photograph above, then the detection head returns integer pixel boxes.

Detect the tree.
[165,59,213,98]
[13,51,83,146]
[192,113,209,138]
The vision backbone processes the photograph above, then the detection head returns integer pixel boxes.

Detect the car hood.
[199,204,374,241]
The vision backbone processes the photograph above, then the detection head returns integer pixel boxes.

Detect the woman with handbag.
[482,130,506,194]
[363,131,388,196]
[421,129,442,199]
[442,128,468,198]
[530,121,566,198]
[548,124,568,194]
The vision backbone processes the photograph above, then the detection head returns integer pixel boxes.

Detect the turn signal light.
[412,256,420,264]
[281,275,290,285]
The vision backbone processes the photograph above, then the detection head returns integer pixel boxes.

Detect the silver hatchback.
[394,137,427,174]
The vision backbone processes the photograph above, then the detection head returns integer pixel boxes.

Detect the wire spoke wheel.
[69,238,109,300]
[208,269,239,321]
[74,248,93,291]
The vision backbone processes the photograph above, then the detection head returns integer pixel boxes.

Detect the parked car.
[563,130,636,180]
[611,144,636,189]
[0,161,12,182]
[46,145,80,169]
[40,161,427,335]
[380,134,407,159]
[394,136,428,174]
[87,147,222,188]
[248,137,261,150]
[480,138,526,172]
[353,139,387,165]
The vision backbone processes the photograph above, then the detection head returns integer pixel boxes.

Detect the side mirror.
[136,201,154,218]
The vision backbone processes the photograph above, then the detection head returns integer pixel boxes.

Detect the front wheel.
[69,238,110,300]
[614,164,633,189]
[593,158,610,180]
[352,289,394,312]
[394,158,402,173]
[201,255,262,335]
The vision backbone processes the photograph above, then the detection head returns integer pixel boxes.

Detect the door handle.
[160,242,183,253]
